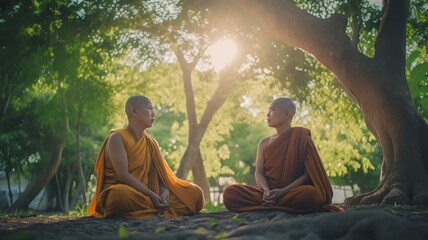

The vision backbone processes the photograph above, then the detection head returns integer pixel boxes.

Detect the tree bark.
[4,162,13,208]
[174,51,201,178]
[75,101,87,204]
[232,0,428,205]
[0,73,13,132]
[7,140,65,211]
[191,149,211,202]
[55,171,64,211]
[62,166,73,212]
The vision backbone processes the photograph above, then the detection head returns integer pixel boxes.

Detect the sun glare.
[206,39,238,72]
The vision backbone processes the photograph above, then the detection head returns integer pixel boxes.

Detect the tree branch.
[198,72,239,139]
[374,0,408,71]
[173,48,198,130]
[231,0,373,99]
[231,0,349,60]
[350,0,362,48]
[197,44,248,139]
[0,73,13,126]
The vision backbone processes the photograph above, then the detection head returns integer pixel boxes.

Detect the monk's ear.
[130,105,138,116]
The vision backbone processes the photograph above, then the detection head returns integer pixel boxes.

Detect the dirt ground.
[1,205,428,240]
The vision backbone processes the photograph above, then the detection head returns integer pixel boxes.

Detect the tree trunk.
[0,73,13,132]
[173,47,240,187]
[55,171,64,211]
[70,162,86,207]
[232,0,428,205]
[62,166,73,212]
[75,101,87,204]
[7,140,65,211]
[4,163,13,208]
[17,166,21,194]
[191,149,211,202]
[176,143,200,179]
[174,49,201,179]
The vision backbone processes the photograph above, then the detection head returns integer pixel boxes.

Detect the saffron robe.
[87,129,204,219]
[223,127,339,213]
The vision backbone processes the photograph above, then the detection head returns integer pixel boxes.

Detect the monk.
[87,95,204,219]
[223,98,340,213]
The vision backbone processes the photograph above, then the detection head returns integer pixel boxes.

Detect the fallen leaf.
[232,215,247,223]
[154,226,166,233]
[207,219,218,227]
[215,231,229,239]
[194,227,208,234]
[118,224,128,238]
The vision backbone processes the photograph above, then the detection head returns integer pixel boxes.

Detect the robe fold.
[87,129,204,219]
[223,127,340,213]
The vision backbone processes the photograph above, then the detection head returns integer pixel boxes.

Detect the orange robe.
[87,129,204,219]
[223,127,340,213]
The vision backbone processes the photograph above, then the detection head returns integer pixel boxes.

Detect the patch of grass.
[206,219,218,227]
[201,202,226,213]
[232,214,247,223]
[0,209,37,218]
[68,204,88,217]
[393,202,401,209]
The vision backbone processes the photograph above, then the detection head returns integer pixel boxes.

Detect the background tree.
[3,0,118,211]
[2,0,426,212]
[231,0,428,205]
[112,1,253,201]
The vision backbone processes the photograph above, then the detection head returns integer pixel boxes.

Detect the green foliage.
[1,0,120,211]
[407,48,428,120]
[408,1,428,48]
[202,202,226,213]
[3,0,428,211]
[220,122,270,184]
[393,202,401,209]
[206,218,219,227]
[68,204,88,217]
[231,214,247,223]
[1,209,36,217]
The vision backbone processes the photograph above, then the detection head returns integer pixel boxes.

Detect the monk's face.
[266,102,287,127]
[134,99,156,128]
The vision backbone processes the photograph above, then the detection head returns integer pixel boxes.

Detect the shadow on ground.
[1,205,428,240]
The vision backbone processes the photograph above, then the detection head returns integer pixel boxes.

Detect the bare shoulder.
[108,131,122,141]
[258,135,274,149]
[107,132,125,148]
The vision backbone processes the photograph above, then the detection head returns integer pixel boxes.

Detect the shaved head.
[125,95,151,117]
[272,98,296,117]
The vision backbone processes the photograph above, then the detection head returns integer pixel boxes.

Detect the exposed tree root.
[413,192,428,206]
[343,183,384,206]
[344,179,428,206]
[381,185,410,205]
[361,185,392,205]
[413,181,428,206]
[344,191,374,206]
